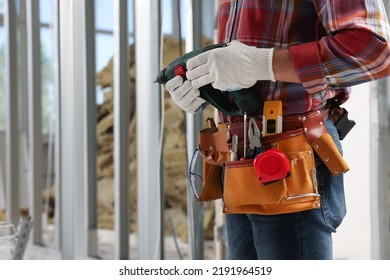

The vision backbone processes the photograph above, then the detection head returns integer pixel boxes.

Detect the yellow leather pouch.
[197,161,224,201]
[196,127,230,201]
[223,130,321,215]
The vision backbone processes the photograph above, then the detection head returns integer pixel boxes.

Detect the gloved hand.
[186,40,275,91]
[165,75,206,113]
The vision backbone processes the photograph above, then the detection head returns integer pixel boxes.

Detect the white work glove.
[165,75,206,113]
[186,40,275,91]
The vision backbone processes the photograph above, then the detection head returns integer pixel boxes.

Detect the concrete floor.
[20,227,216,260]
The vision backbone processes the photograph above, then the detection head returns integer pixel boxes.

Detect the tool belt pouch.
[311,133,349,176]
[197,127,230,201]
[223,129,321,215]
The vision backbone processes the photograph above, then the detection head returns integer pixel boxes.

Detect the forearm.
[289,29,390,94]
[272,49,300,84]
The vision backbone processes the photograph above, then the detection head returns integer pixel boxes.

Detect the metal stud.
[308,150,312,156]
[334,170,339,174]
[315,203,321,208]
[272,142,277,148]
[324,156,329,161]
[313,144,319,149]
[320,121,323,126]
[210,146,214,151]
[225,207,229,212]
[304,127,308,133]
[302,116,306,122]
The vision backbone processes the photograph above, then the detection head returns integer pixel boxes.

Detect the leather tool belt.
[195,110,349,215]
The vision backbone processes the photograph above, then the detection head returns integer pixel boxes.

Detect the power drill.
[155,43,263,116]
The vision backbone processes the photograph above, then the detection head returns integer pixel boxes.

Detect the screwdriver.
[243,112,247,158]
[230,134,238,161]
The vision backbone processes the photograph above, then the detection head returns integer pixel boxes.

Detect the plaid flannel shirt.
[217,0,390,116]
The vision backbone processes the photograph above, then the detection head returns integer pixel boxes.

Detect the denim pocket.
[325,117,343,156]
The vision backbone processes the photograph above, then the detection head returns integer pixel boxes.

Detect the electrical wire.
[43,113,55,229]
[167,212,184,260]
[152,0,186,260]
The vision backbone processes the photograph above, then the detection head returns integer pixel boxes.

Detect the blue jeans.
[225,117,346,260]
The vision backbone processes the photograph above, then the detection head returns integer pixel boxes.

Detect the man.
[166,0,390,259]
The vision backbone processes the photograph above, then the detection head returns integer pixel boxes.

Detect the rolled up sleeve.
[290,0,390,94]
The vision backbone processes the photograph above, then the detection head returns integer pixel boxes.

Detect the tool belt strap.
[198,110,349,175]
[199,110,326,153]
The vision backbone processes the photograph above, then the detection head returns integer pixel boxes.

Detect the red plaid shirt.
[217,0,390,117]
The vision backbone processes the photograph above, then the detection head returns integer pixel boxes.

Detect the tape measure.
[253,149,291,185]
[253,100,290,185]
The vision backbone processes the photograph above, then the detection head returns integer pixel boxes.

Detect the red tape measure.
[253,149,290,185]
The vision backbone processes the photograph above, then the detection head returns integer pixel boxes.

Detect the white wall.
[333,83,373,259]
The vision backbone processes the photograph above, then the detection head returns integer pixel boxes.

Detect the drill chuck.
[155,69,168,84]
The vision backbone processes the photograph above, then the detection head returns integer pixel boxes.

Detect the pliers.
[247,118,265,158]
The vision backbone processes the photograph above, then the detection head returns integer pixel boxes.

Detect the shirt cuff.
[290,42,328,94]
